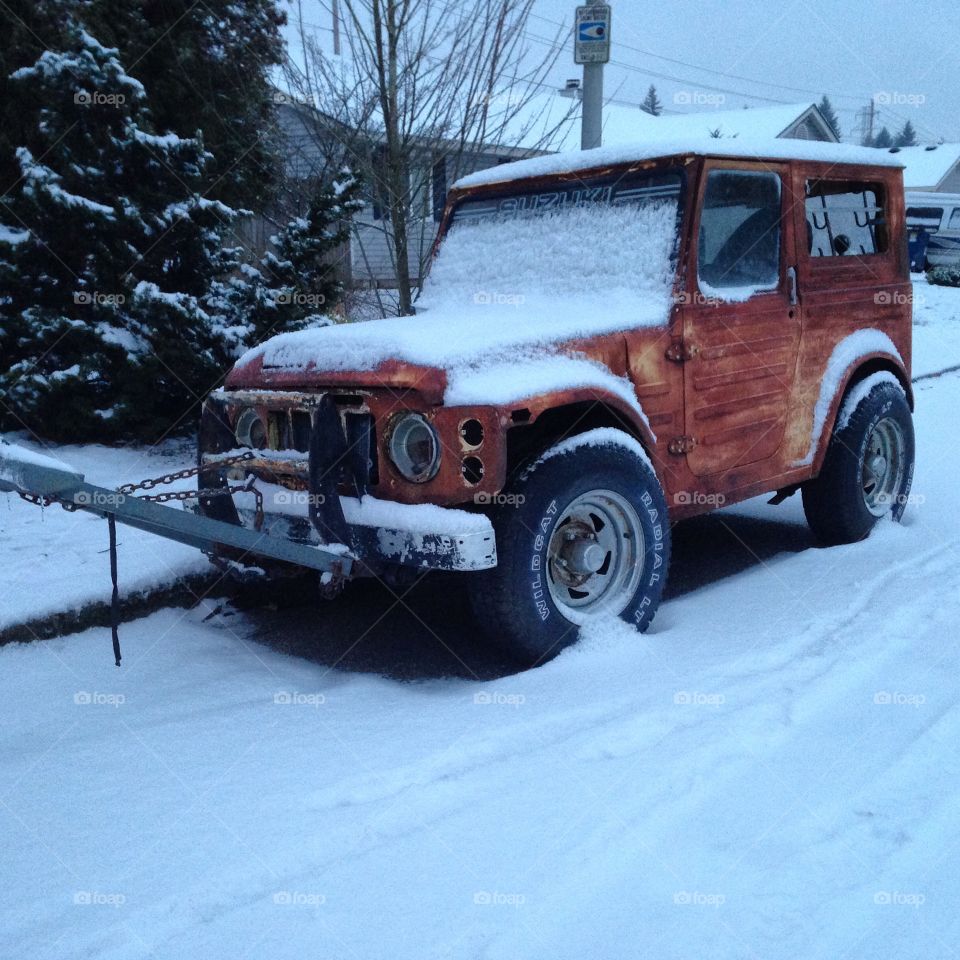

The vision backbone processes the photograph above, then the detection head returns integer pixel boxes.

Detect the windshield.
[420,170,683,330]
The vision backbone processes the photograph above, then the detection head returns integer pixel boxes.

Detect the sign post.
[574,4,611,151]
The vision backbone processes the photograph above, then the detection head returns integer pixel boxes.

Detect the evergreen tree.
[817,95,842,140]
[84,0,286,211]
[895,120,918,147]
[640,85,663,116]
[0,0,75,189]
[0,27,242,441]
[253,171,365,339]
[872,126,894,149]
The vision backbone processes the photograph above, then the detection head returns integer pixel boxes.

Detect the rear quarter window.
[806,180,888,259]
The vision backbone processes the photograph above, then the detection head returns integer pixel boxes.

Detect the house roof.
[501,97,837,153]
[453,136,904,191]
[884,143,960,189]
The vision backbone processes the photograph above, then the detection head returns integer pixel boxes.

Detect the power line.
[291,7,945,142]
[529,10,893,107]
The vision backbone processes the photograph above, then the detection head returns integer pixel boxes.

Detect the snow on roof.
[887,143,960,189]
[454,135,903,191]
[502,96,831,153]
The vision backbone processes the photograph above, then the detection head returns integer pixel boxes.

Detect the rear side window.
[949,208,960,230]
[806,180,888,258]
[698,170,781,294]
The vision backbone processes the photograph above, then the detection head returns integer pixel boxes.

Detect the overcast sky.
[284,0,960,143]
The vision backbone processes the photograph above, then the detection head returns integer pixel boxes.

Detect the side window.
[806,180,888,258]
[698,170,781,294]
[949,208,960,230]
[906,206,944,231]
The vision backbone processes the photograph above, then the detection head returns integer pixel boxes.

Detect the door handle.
[787,266,798,306]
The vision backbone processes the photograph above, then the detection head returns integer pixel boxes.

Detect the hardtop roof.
[453,136,904,192]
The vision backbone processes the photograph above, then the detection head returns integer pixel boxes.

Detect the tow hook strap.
[108,515,122,667]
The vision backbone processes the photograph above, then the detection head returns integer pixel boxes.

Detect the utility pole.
[332,0,341,55]
[575,4,611,150]
[856,99,876,146]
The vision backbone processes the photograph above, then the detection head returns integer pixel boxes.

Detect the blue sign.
[578,21,606,41]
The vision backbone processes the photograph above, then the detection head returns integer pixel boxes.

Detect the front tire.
[469,431,671,666]
[802,380,915,546]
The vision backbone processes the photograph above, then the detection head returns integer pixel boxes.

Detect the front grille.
[291,410,312,451]
[255,399,378,488]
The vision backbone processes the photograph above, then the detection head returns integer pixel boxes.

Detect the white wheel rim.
[546,489,645,621]
[862,417,905,517]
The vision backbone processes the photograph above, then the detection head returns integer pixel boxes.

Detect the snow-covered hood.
[228,197,679,411]
[226,294,667,414]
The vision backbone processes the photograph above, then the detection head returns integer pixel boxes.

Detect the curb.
[0,572,228,645]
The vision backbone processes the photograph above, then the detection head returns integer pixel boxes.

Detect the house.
[254,96,555,294]
[886,143,960,193]
[504,93,839,150]
[259,93,837,293]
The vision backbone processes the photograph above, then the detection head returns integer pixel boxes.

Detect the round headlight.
[389,413,440,482]
[235,407,267,449]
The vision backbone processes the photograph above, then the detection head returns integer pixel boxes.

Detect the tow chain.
[115,451,256,496]
[115,450,264,530]
[18,450,265,530]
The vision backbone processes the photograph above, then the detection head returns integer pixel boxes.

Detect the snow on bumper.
[229,486,498,572]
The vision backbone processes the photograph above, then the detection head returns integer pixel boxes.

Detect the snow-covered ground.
[0,441,206,631]
[911,273,960,377]
[1,369,959,959]
[3,283,960,958]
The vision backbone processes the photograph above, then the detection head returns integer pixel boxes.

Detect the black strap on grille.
[309,394,351,545]
[108,515,122,667]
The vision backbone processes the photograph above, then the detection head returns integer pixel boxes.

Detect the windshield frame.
[435,160,689,276]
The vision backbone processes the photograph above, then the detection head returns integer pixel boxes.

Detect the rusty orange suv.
[199,139,914,665]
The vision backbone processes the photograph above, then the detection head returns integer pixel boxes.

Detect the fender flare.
[504,387,660,478]
[803,345,912,473]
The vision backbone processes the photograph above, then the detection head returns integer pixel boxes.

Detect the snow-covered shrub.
[249,170,364,340]
[928,265,960,288]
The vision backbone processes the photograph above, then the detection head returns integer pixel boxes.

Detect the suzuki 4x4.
[198,139,914,665]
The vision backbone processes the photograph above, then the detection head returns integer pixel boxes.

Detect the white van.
[905,191,960,269]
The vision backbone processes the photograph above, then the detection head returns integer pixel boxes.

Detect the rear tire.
[469,432,670,667]
[802,380,914,546]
